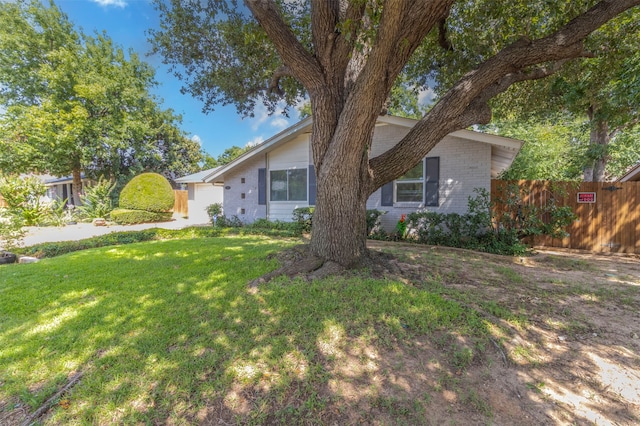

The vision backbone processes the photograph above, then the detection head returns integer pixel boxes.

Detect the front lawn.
[0,236,488,424]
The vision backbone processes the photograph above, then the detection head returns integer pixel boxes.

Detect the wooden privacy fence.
[173,190,188,217]
[491,180,640,254]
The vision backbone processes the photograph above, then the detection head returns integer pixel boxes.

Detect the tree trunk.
[588,119,610,182]
[71,168,83,206]
[309,164,369,267]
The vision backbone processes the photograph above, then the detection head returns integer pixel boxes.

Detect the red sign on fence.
[577,192,596,203]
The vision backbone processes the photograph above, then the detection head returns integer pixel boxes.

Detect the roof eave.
[204,116,314,182]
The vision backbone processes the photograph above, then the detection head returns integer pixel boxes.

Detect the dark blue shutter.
[308,165,316,205]
[258,168,266,205]
[381,181,394,206]
[425,157,439,207]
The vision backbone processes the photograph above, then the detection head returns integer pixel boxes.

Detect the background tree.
[486,116,588,181]
[151,0,640,268]
[0,0,204,205]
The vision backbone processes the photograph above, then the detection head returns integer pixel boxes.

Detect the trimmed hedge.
[119,173,175,212]
[111,209,173,225]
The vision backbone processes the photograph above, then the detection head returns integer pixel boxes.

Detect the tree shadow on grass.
[2,238,637,424]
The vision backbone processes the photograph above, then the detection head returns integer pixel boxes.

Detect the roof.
[204,115,523,182]
[44,174,86,185]
[617,162,640,182]
[175,167,221,183]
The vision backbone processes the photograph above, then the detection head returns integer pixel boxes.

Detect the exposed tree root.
[249,244,410,289]
[249,245,322,287]
[21,371,84,426]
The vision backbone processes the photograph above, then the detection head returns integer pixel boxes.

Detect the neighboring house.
[44,174,90,205]
[617,162,640,182]
[201,115,523,231]
[175,167,223,223]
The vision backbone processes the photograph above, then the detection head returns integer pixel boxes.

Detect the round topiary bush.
[119,173,175,213]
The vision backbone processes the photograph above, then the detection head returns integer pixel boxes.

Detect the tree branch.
[438,17,453,51]
[245,0,324,91]
[311,0,339,72]
[369,0,640,190]
[610,117,640,139]
[267,65,293,96]
[479,60,572,103]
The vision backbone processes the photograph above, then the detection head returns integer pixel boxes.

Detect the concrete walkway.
[17,217,210,248]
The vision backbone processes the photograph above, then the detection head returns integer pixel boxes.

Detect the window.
[395,161,424,203]
[270,168,307,201]
[389,157,439,206]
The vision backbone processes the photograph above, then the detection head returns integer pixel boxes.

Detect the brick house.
[198,115,523,231]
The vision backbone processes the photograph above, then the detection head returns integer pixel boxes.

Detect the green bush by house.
[119,173,174,213]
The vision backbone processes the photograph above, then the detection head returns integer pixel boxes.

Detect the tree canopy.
[0,0,204,204]
[486,7,640,181]
[150,0,640,267]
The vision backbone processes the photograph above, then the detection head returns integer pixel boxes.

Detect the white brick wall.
[367,129,492,231]
[222,155,266,223]
[267,135,311,221]
[221,123,492,230]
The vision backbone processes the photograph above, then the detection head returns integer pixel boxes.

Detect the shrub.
[119,173,175,212]
[0,174,48,226]
[214,214,244,228]
[493,182,577,240]
[292,207,314,233]
[0,209,25,250]
[110,209,173,225]
[78,178,116,220]
[404,187,571,256]
[206,203,223,218]
[290,207,386,235]
[366,209,385,235]
[40,198,76,227]
[206,203,223,225]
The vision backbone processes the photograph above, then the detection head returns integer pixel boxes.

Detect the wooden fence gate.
[491,180,640,254]
[173,190,188,218]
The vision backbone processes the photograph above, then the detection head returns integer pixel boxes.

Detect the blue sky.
[56,0,300,158]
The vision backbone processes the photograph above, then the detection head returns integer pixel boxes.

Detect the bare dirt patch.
[198,242,640,425]
[362,241,640,425]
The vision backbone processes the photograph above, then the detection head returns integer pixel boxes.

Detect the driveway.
[16,217,210,248]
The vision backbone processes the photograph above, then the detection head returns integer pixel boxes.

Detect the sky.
[55,0,301,158]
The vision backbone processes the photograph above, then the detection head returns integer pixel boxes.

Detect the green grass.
[0,235,488,424]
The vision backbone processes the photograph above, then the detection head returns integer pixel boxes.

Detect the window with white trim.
[392,157,439,206]
[395,160,424,203]
[270,168,307,201]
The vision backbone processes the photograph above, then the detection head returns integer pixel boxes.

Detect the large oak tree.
[151,0,640,268]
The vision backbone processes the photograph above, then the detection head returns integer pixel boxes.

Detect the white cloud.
[249,102,293,131]
[418,87,436,107]
[250,104,270,131]
[191,135,202,146]
[91,0,128,8]
[270,117,289,129]
[245,136,264,148]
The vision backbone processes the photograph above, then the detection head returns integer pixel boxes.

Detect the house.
[200,115,523,231]
[175,167,224,223]
[44,174,91,205]
[617,162,640,182]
